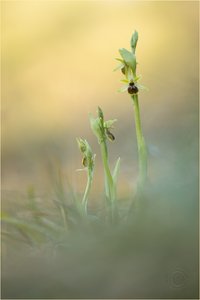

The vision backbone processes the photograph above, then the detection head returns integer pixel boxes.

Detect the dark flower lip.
[128,85,138,94]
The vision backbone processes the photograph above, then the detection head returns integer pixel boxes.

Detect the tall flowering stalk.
[115,31,148,193]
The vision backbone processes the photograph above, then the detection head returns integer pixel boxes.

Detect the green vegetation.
[2,31,147,245]
[1,30,199,300]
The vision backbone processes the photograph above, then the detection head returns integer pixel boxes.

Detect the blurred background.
[2,1,198,198]
[1,2,199,299]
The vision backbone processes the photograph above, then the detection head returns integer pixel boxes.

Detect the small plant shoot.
[76,138,95,214]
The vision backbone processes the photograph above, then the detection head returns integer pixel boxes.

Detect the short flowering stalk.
[90,107,120,222]
[115,30,148,192]
[77,138,95,214]
[82,170,92,213]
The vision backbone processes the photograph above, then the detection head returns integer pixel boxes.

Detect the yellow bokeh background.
[2,1,198,194]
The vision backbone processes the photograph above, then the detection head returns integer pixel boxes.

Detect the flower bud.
[77,138,86,153]
[130,30,138,54]
[98,106,104,121]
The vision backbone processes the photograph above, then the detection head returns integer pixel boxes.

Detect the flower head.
[90,107,117,144]
[114,31,148,94]
[77,138,95,174]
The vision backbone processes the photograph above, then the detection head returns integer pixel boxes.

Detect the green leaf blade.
[112,157,121,186]
[119,48,136,73]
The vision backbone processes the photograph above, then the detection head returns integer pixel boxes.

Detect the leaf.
[104,178,109,200]
[113,63,124,72]
[133,74,142,82]
[89,114,101,141]
[76,167,87,172]
[1,215,53,238]
[112,157,120,186]
[84,139,93,156]
[120,79,129,83]
[126,67,133,81]
[115,58,124,63]
[137,84,149,91]
[119,48,136,73]
[104,119,117,129]
[90,114,105,145]
[118,85,128,93]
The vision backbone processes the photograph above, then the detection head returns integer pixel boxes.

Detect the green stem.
[100,141,113,200]
[100,140,117,222]
[82,171,92,214]
[132,94,148,189]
